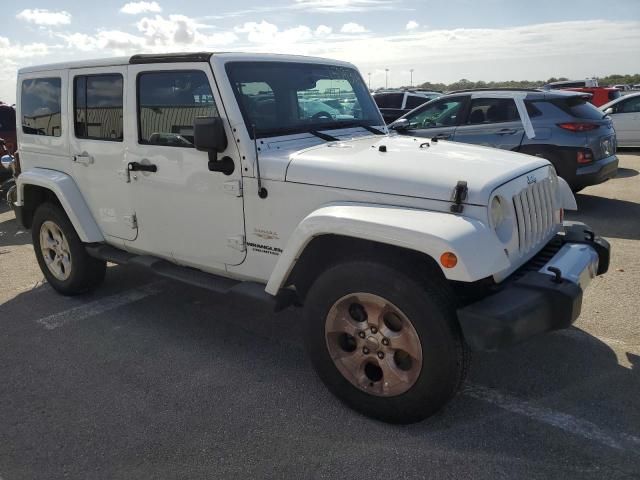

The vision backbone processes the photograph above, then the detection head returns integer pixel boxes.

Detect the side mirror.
[603,107,614,115]
[1,154,14,170]
[194,117,228,158]
[390,118,409,131]
[193,116,234,175]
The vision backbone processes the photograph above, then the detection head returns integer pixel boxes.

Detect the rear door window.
[21,77,62,136]
[466,98,520,124]
[74,74,124,141]
[405,95,429,110]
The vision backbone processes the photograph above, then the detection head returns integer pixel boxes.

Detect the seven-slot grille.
[512,177,556,253]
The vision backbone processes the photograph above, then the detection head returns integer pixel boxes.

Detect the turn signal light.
[440,252,458,269]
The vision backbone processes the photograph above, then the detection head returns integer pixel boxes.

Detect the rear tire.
[303,259,469,424]
[32,202,106,295]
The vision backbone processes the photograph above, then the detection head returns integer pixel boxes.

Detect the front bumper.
[457,223,610,351]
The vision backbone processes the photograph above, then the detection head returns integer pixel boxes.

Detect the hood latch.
[450,181,468,213]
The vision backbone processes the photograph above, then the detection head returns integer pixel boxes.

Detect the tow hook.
[547,266,564,283]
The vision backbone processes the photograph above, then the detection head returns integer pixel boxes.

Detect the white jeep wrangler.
[13,52,610,423]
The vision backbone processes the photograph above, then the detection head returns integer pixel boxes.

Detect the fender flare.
[17,168,104,242]
[557,177,577,210]
[265,203,510,295]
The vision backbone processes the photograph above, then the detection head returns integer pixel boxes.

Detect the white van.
[12,52,610,423]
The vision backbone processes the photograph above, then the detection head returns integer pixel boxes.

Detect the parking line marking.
[464,384,640,451]
[36,283,164,330]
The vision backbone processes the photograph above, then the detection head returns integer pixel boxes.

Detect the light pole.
[410,69,414,87]
[368,72,371,90]
[385,68,389,89]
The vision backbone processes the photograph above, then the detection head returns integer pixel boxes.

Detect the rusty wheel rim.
[324,293,423,397]
[39,220,72,281]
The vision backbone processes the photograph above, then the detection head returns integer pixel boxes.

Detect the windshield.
[225,61,383,138]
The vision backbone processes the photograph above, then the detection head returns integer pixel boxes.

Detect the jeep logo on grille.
[526,175,537,184]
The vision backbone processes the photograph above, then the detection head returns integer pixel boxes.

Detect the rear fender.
[265,203,509,295]
[17,168,104,242]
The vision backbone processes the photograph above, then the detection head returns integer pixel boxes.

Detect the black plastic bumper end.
[458,271,583,351]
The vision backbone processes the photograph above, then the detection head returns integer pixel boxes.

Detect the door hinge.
[124,214,137,229]
[223,180,243,197]
[227,235,246,252]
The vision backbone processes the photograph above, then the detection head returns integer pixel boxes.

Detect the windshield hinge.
[227,235,246,252]
[223,180,243,197]
[450,181,468,214]
[124,213,137,229]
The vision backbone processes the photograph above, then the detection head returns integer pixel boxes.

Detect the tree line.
[414,74,640,92]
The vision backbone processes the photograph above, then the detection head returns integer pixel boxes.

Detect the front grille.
[512,178,556,253]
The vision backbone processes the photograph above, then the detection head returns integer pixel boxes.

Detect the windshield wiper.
[308,130,340,141]
[335,121,385,135]
[357,124,385,135]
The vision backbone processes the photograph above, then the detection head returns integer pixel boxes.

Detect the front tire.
[32,202,106,295]
[303,260,469,424]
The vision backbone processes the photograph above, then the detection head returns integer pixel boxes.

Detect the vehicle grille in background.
[513,177,555,253]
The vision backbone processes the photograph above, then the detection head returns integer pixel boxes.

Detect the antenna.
[252,124,268,199]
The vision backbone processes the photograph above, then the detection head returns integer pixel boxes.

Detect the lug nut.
[363,347,370,354]
[358,331,366,339]
[377,352,385,359]
[370,326,378,334]
[382,338,389,346]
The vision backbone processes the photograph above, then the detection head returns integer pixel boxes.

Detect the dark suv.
[373,90,441,123]
[390,89,618,191]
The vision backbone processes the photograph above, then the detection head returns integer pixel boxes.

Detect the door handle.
[496,128,518,135]
[127,162,157,173]
[432,133,451,140]
[73,152,94,165]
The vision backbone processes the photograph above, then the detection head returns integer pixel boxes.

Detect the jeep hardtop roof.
[18,52,354,74]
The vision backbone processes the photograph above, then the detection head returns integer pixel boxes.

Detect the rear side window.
[466,98,519,124]
[74,74,124,141]
[405,95,429,109]
[608,90,621,101]
[374,93,403,109]
[554,97,603,120]
[137,70,218,147]
[21,77,62,136]
[0,107,15,132]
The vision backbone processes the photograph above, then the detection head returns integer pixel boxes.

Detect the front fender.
[265,203,510,295]
[17,168,104,242]
[558,177,577,210]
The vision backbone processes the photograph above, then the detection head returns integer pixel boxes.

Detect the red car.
[0,102,16,154]
[563,87,621,107]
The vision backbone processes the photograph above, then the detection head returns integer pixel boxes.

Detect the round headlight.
[490,195,513,244]
[490,196,506,229]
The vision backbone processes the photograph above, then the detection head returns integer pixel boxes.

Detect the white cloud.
[341,22,367,33]
[406,20,419,31]
[120,1,162,14]
[294,0,396,12]
[315,25,333,36]
[16,9,71,26]
[235,21,313,44]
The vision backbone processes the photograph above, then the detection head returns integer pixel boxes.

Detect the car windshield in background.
[226,62,383,138]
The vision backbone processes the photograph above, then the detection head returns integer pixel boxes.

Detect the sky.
[1,0,640,102]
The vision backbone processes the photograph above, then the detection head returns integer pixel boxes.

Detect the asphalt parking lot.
[1,153,639,480]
